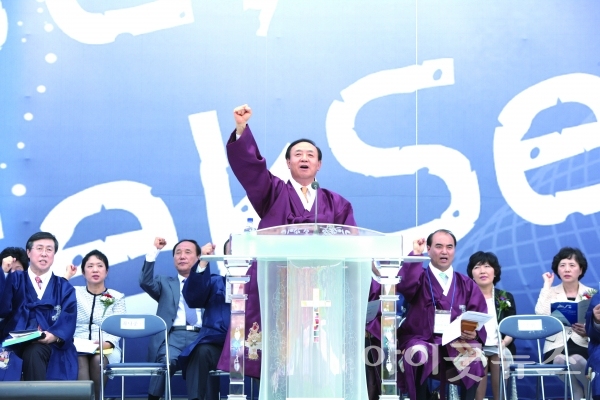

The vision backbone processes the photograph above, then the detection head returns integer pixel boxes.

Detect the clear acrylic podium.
[225,224,410,400]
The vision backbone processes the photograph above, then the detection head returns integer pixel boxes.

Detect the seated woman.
[0,246,29,272]
[535,246,591,400]
[466,251,516,400]
[65,249,126,400]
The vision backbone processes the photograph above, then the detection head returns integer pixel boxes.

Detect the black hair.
[285,138,322,161]
[223,239,231,255]
[80,249,110,274]
[466,251,502,285]
[426,229,457,247]
[172,239,201,257]
[551,247,587,280]
[26,231,59,252]
[0,247,29,270]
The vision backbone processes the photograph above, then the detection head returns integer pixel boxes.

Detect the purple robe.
[217,125,356,378]
[395,259,488,400]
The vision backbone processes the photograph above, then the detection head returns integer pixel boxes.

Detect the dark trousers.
[415,374,477,400]
[18,342,52,381]
[186,343,223,400]
[365,336,382,400]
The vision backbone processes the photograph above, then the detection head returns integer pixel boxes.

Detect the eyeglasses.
[33,246,55,255]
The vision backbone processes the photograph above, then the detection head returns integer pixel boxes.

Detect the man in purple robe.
[216,104,356,378]
[0,232,77,381]
[394,229,487,400]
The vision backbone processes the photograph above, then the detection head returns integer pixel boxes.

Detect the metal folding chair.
[498,315,573,400]
[99,314,171,400]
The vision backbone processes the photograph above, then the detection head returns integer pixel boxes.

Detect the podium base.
[379,396,400,400]
[227,396,247,400]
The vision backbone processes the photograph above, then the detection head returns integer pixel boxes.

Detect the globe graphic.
[454,127,600,398]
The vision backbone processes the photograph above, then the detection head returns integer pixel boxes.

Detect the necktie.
[35,276,42,289]
[439,272,448,285]
[301,186,309,203]
[182,279,198,326]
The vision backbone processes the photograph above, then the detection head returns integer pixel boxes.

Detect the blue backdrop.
[1,1,600,398]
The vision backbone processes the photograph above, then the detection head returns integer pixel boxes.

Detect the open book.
[2,330,45,347]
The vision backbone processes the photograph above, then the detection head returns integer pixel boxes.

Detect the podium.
[222,224,421,400]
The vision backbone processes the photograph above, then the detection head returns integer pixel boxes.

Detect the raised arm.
[534,272,555,315]
[226,105,286,218]
[139,237,166,301]
[396,238,426,303]
[182,243,216,308]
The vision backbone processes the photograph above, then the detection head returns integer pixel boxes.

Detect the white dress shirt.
[289,178,316,211]
[28,269,52,300]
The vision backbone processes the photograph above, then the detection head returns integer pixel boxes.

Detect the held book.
[2,330,45,347]
[73,337,114,355]
[550,299,590,326]
[441,311,492,346]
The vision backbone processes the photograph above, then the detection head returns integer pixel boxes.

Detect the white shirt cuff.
[196,264,207,274]
[145,247,161,262]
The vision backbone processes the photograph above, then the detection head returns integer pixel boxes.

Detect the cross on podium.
[301,288,331,343]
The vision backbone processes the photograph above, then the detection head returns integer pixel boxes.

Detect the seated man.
[0,232,77,381]
[397,230,487,400]
[178,241,231,400]
[139,237,207,400]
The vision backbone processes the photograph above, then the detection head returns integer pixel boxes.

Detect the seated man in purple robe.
[0,231,77,381]
[396,229,487,400]
[216,104,356,378]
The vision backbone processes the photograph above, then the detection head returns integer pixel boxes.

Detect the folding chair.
[498,315,573,400]
[99,314,171,400]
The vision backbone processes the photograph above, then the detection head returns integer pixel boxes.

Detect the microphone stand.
[311,180,319,234]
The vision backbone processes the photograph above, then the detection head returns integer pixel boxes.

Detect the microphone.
[311,181,319,230]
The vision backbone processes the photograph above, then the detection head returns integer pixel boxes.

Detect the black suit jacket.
[495,290,517,355]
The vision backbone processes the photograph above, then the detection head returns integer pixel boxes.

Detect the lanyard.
[426,268,456,312]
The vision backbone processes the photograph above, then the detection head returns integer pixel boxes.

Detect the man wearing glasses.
[0,231,77,381]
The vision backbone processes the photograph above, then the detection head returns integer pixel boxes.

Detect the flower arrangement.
[99,292,115,317]
[581,288,599,300]
[496,290,512,312]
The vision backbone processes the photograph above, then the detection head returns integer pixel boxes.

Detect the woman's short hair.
[80,249,110,274]
[0,247,29,270]
[551,247,587,280]
[466,251,502,285]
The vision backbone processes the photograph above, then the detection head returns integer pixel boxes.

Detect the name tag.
[434,310,451,334]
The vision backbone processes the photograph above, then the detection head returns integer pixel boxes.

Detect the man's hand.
[38,331,58,345]
[233,104,252,135]
[542,272,554,288]
[412,238,425,255]
[64,264,77,280]
[460,329,477,341]
[593,304,600,324]
[200,243,216,256]
[199,242,216,269]
[154,237,167,250]
[2,256,15,273]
